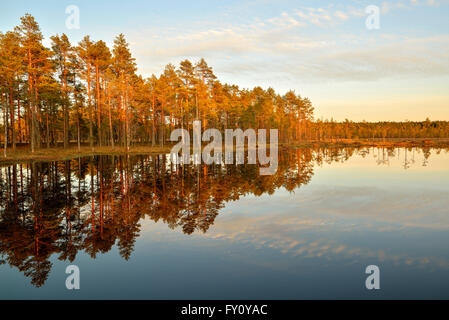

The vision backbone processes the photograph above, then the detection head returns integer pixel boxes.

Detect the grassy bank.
[284,138,449,149]
[1,138,449,164]
[0,145,172,165]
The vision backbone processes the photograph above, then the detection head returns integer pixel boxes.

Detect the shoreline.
[1,138,449,165]
[283,138,449,149]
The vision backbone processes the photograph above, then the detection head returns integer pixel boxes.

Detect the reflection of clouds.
[298,186,449,230]
[139,149,449,271]
[193,185,449,269]
[204,217,449,269]
[288,238,449,270]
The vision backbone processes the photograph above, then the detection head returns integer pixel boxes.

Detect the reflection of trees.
[1,147,445,287]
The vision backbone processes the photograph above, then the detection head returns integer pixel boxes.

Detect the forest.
[1,14,448,158]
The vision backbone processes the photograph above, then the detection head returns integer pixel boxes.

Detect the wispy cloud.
[130,16,449,83]
[119,0,449,119]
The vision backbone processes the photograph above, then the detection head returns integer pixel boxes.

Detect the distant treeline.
[1,14,447,156]
[307,119,449,141]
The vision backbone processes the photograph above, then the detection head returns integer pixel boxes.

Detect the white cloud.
[334,10,349,21]
[381,1,408,14]
[125,3,449,87]
[297,35,449,81]
[294,8,334,26]
[267,12,305,28]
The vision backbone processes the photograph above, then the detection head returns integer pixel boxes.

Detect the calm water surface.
[1,147,449,299]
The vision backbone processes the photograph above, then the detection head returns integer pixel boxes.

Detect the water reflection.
[0,147,447,288]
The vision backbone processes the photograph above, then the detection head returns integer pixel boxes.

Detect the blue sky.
[1,0,449,121]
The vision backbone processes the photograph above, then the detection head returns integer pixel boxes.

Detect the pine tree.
[0,31,23,153]
[16,14,53,152]
[112,34,136,151]
[90,40,111,147]
[76,35,95,149]
[51,33,73,148]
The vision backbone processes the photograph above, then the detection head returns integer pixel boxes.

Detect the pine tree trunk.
[152,92,155,147]
[87,68,93,150]
[96,63,102,147]
[108,94,114,148]
[2,89,7,157]
[9,87,16,152]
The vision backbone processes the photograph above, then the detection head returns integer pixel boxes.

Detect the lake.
[1,147,449,299]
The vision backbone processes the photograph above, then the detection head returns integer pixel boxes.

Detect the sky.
[1,0,449,121]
